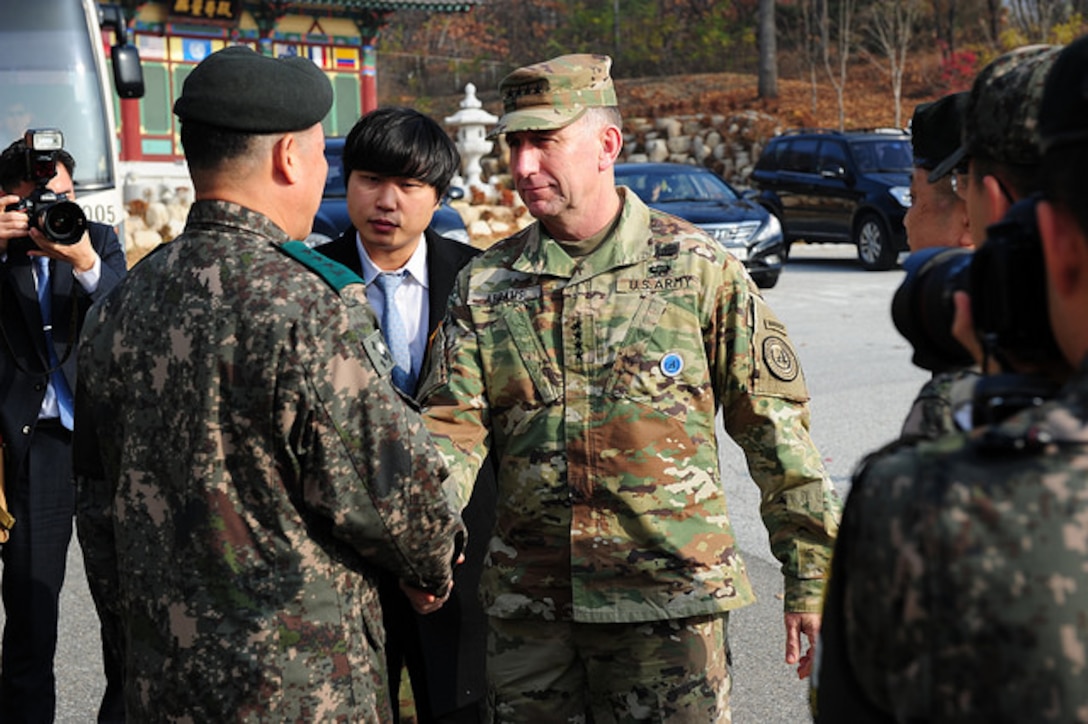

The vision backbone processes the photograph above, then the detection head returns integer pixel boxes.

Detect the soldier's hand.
[951,290,1008,373]
[951,290,985,369]
[785,611,820,680]
[400,579,453,615]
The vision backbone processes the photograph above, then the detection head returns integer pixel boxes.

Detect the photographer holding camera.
[896,92,976,440]
[903,92,972,256]
[0,131,126,721]
[895,46,1064,440]
[810,37,1088,722]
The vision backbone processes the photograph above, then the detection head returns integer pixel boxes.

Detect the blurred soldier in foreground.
[894,46,1062,440]
[812,35,1088,722]
[420,53,841,722]
[72,47,464,721]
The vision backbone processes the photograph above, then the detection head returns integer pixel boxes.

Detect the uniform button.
[21,425,31,435]
[34,382,44,391]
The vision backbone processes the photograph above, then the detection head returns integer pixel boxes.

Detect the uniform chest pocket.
[492,305,562,405]
[604,293,711,405]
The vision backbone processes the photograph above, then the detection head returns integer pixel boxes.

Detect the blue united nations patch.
[660,352,684,377]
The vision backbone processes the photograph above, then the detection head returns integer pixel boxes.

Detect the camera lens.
[39,200,87,245]
[891,246,976,372]
[970,197,1061,366]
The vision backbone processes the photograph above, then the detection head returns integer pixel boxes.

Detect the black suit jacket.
[0,222,127,470]
[316,227,497,715]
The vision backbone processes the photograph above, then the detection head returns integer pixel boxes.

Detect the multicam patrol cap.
[487,54,618,138]
[928,44,1062,183]
[910,92,967,171]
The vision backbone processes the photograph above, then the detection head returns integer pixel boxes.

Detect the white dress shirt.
[355,234,430,383]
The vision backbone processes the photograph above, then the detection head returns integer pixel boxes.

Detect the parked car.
[306,136,469,247]
[749,128,913,271]
[614,162,786,288]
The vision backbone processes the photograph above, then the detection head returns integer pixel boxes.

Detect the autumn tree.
[931,0,959,55]
[777,0,827,114]
[861,0,920,126]
[819,0,858,130]
[1006,0,1074,42]
[758,0,778,98]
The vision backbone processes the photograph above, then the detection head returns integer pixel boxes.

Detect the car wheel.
[855,214,897,271]
[752,270,780,289]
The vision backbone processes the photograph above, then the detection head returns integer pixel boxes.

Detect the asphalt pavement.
[27,242,927,723]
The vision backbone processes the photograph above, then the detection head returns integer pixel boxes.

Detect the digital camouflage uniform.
[899,368,979,439]
[73,200,465,722]
[421,189,841,624]
[813,358,1088,721]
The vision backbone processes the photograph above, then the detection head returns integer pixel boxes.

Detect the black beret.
[1039,34,1088,155]
[173,46,333,133]
[910,92,967,171]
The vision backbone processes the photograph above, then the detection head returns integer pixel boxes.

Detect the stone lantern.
[445,83,498,194]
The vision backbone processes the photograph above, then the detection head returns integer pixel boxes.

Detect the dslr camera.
[4,129,87,245]
[891,196,1063,424]
[892,196,1060,372]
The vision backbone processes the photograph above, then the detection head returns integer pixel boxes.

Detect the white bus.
[0,0,142,232]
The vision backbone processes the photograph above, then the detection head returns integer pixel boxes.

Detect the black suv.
[750,128,913,270]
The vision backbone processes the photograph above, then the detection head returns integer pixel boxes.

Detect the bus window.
[0,0,115,192]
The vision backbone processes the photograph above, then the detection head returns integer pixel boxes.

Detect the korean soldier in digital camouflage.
[417,53,842,722]
[895,46,1064,441]
[811,36,1088,721]
[70,46,465,721]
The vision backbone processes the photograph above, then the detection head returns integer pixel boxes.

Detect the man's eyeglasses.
[950,159,971,199]
[952,158,1016,205]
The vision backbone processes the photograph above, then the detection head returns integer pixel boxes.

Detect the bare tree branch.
[820,0,857,130]
[860,0,920,127]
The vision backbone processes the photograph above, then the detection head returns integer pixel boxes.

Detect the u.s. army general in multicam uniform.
[71,47,465,722]
[418,53,842,722]
[811,37,1088,723]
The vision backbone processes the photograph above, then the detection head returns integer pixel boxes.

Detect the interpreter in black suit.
[315,107,495,724]
[0,136,127,722]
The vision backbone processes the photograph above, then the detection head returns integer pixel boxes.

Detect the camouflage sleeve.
[717,278,842,613]
[72,306,121,618]
[900,369,979,439]
[418,272,490,512]
[73,473,127,685]
[827,442,931,718]
[811,443,917,722]
[279,288,465,596]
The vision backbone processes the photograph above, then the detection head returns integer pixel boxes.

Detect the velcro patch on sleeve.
[752,297,809,400]
[363,330,395,377]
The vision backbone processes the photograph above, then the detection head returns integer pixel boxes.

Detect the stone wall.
[619,109,781,186]
[464,109,783,247]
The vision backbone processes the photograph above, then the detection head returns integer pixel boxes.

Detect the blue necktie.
[375,271,415,393]
[35,257,74,430]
